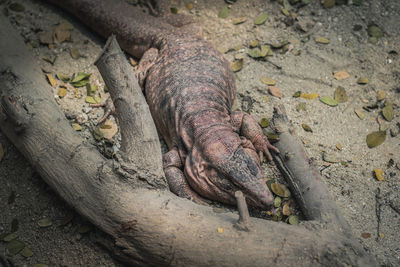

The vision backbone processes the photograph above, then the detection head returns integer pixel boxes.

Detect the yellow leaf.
[333,70,350,80]
[71,123,82,131]
[230,59,243,72]
[300,93,318,100]
[374,168,385,181]
[315,37,330,44]
[58,88,68,98]
[46,74,57,87]
[186,3,194,10]
[260,77,276,86]
[217,227,223,234]
[377,90,386,101]
[336,143,342,150]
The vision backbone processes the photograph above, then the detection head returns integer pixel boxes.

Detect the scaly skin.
[47,0,278,209]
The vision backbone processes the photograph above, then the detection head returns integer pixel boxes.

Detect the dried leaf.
[336,143,342,150]
[9,3,25,12]
[250,39,259,48]
[361,232,371,239]
[377,90,386,101]
[333,70,350,80]
[37,218,52,228]
[260,77,276,86]
[70,48,80,59]
[218,6,230,19]
[374,168,385,181]
[233,17,247,25]
[59,212,74,226]
[46,74,57,87]
[217,227,224,234]
[129,57,138,66]
[288,215,299,225]
[367,24,383,38]
[282,202,291,216]
[247,48,262,58]
[269,86,283,98]
[0,143,4,162]
[357,77,369,84]
[58,88,68,98]
[319,96,338,107]
[85,96,97,104]
[260,118,269,128]
[3,233,18,242]
[230,59,243,72]
[382,104,393,121]
[300,93,318,100]
[296,102,306,111]
[170,7,178,14]
[260,45,270,57]
[98,120,118,140]
[186,3,194,10]
[71,72,90,83]
[71,123,82,131]
[281,8,290,16]
[39,31,54,45]
[322,0,335,8]
[6,240,25,255]
[56,73,70,82]
[271,183,291,197]
[254,13,269,25]
[334,86,348,103]
[274,197,282,208]
[315,37,330,44]
[20,247,34,257]
[86,83,98,96]
[56,21,74,31]
[293,91,302,98]
[354,109,365,120]
[55,28,71,43]
[323,152,340,163]
[301,123,312,132]
[366,131,386,148]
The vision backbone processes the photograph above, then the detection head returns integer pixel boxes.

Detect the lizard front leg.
[163,147,208,205]
[231,111,279,161]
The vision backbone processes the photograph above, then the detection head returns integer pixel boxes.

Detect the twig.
[234,191,251,231]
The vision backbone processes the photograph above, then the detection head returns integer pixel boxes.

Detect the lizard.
[46,0,279,209]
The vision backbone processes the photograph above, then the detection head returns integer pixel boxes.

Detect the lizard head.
[185,131,273,209]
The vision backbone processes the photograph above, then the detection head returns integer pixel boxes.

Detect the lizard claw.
[252,134,279,162]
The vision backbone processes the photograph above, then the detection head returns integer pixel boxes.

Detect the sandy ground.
[1,0,399,266]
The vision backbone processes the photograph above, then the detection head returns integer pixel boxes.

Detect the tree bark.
[0,12,375,267]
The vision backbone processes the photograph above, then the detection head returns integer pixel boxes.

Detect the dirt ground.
[1,0,399,266]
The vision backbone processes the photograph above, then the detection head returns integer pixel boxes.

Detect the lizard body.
[47,0,278,209]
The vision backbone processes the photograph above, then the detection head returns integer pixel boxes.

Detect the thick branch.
[272,105,351,234]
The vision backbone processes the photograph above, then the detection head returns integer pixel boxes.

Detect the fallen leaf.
[357,77,369,84]
[336,143,342,150]
[274,197,282,208]
[247,48,262,58]
[250,39,259,48]
[322,0,335,8]
[361,232,371,239]
[170,7,178,14]
[37,218,52,228]
[301,123,312,132]
[218,6,230,19]
[333,70,350,80]
[233,17,247,25]
[230,59,243,72]
[98,120,118,140]
[9,3,25,12]
[315,37,330,44]
[70,48,80,59]
[382,104,393,121]
[334,86,348,103]
[85,96,97,104]
[260,118,269,128]
[217,227,224,234]
[186,3,194,10]
[374,168,385,181]
[129,57,138,66]
[58,88,68,98]
[377,90,386,101]
[271,183,291,197]
[20,247,34,257]
[269,86,283,98]
[282,202,291,216]
[367,24,383,38]
[46,74,57,87]
[71,123,82,131]
[281,8,290,16]
[296,102,306,111]
[56,73,70,82]
[55,28,71,43]
[6,240,25,255]
[260,77,276,86]
[39,31,54,45]
[56,21,74,31]
[366,131,386,148]
[300,93,318,100]
[354,109,365,120]
[254,13,268,25]
[288,215,299,225]
[86,83,98,96]
[59,212,74,226]
[293,91,302,98]
[319,96,338,107]
[3,233,18,242]
[323,152,340,163]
